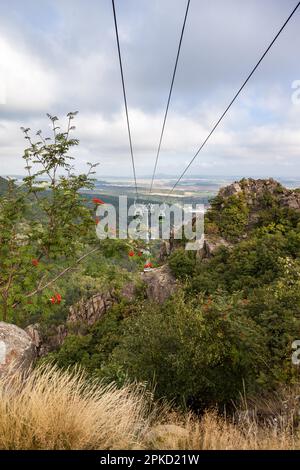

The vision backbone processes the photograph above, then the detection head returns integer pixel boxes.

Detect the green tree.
[0,112,99,322]
[168,248,197,279]
[206,194,249,241]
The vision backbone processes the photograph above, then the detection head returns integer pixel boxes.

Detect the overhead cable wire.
[169,1,300,195]
[149,0,191,194]
[112,0,139,199]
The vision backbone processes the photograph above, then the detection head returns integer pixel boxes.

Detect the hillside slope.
[12,178,300,414]
[0,176,9,195]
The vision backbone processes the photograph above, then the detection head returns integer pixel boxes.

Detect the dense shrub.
[107,292,266,410]
[243,258,300,386]
[206,194,249,241]
[46,304,125,375]
[188,229,300,294]
[168,249,197,279]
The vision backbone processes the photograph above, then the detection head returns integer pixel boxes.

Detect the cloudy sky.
[0,0,300,181]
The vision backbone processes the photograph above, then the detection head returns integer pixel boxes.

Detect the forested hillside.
[1,115,300,450]
[35,178,300,413]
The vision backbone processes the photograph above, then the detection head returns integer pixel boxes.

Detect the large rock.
[141,265,177,304]
[25,323,67,357]
[0,322,36,379]
[219,181,243,198]
[68,291,117,326]
[25,323,42,349]
[280,193,300,211]
[67,283,136,327]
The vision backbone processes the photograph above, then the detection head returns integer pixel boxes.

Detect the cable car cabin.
[143,266,153,272]
[133,207,143,218]
[133,201,146,218]
[143,261,153,272]
[158,203,167,220]
[149,203,155,215]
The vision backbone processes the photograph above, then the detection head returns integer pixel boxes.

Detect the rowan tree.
[0,112,99,322]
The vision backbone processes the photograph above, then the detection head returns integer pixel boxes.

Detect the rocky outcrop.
[0,322,36,378]
[68,291,117,326]
[159,240,172,261]
[219,178,300,211]
[141,265,177,304]
[280,193,300,211]
[67,283,136,327]
[25,323,42,349]
[25,323,68,357]
[25,269,176,356]
[219,181,243,198]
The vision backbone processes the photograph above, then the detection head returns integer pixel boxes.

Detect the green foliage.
[243,258,300,386]
[206,194,249,241]
[46,304,126,376]
[21,113,97,258]
[2,146,298,416]
[0,113,99,322]
[0,176,9,196]
[177,228,300,295]
[107,292,265,409]
[168,249,197,279]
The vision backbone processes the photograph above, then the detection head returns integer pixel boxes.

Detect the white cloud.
[0,36,57,112]
[0,0,299,178]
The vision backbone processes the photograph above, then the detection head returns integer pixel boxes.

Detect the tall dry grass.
[0,365,153,450]
[0,364,299,450]
[146,411,298,450]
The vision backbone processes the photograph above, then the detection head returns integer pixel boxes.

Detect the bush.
[244,258,300,386]
[47,305,125,375]
[168,249,197,279]
[0,113,97,323]
[190,230,298,295]
[206,194,249,241]
[108,292,265,410]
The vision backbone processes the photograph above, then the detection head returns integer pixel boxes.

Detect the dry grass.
[0,365,299,450]
[146,411,298,450]
[0,365,153,450]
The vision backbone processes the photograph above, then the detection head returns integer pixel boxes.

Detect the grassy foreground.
[0,365,298,450]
